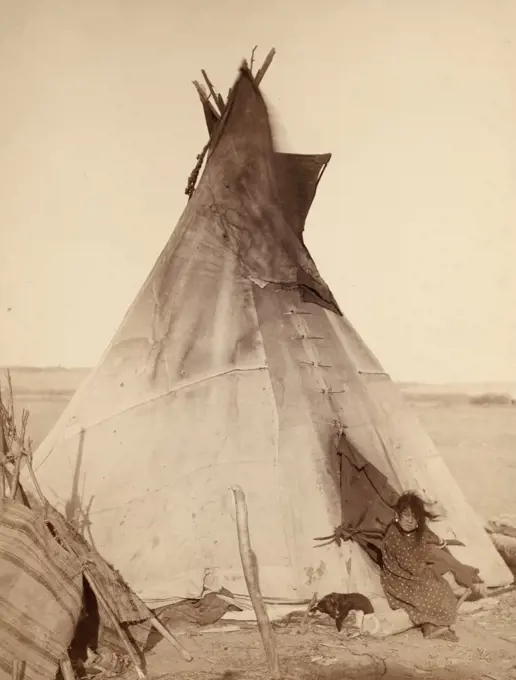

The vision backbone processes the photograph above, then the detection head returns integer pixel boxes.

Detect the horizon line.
[2,365,516,388]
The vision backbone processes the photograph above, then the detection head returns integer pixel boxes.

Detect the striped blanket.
[0,500,83,680]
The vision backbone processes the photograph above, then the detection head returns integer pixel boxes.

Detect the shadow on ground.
[162,661,482,680]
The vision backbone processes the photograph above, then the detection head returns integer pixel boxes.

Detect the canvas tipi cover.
[31,63,512,609]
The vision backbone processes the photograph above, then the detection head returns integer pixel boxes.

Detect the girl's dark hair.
[395,491,439,542]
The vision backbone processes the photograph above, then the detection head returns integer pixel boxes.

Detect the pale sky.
[1,0,516,383]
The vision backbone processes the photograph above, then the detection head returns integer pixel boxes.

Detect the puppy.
[312,592,375,633]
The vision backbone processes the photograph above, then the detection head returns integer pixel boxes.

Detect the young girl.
[381,492,460,642]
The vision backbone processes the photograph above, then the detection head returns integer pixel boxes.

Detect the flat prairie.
[4,367,514,524]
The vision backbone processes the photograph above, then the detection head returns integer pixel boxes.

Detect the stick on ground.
[150,616,193,662]
[230,485,281,680]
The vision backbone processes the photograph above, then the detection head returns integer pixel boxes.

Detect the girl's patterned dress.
[381,523,457,627]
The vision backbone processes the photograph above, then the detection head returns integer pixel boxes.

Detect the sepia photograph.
[1,1,516,678]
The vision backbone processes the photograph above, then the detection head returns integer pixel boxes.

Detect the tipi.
[31,56,512,611]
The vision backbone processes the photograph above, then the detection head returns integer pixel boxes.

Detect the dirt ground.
[123,592,516,680]
[5,370,516,679]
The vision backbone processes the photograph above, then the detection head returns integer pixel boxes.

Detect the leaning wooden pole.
[254,48,276,85]
[59,656,77,680]
[230,486,281,680]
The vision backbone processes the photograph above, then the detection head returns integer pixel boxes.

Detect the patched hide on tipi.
[31,60,513,610]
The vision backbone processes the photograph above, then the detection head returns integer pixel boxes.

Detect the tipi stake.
[230,485,281,680]
[300,592,317,633]
[456,588,472,609]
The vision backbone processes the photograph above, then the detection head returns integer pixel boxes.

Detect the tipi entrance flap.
[338,436,399,546]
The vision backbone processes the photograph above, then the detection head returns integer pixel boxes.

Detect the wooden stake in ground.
[456,588,472,610]
[230,485,281,680]
[300,592,318,633]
